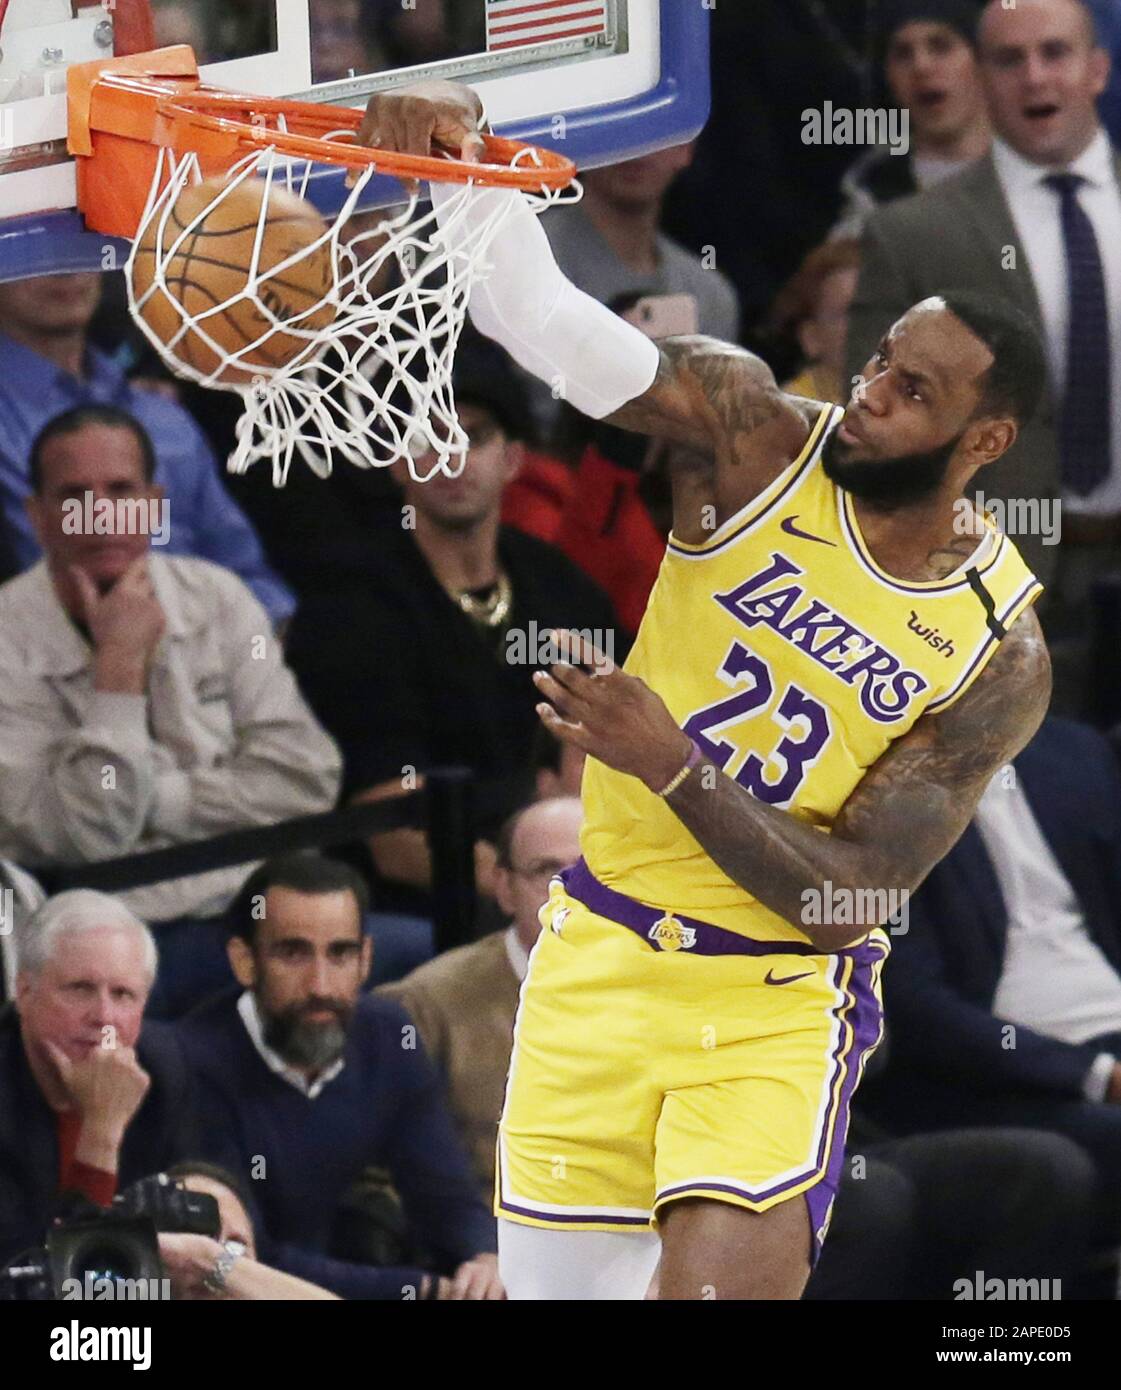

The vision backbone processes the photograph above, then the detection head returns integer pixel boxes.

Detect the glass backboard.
[0,0,709,282]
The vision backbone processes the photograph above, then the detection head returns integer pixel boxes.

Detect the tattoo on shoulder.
[832,609,1051,878]
[924,538,985,581]
[606,335,789,453]
[898,611,1049,785]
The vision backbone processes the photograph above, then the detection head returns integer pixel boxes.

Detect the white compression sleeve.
[431,182,661,419]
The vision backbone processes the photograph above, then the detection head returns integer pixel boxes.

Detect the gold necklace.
[446,570,513,629]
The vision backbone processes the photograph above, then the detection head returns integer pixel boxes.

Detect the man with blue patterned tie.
[849,0,1121,714]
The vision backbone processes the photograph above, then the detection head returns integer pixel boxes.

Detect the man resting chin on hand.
[0,891,200,1264]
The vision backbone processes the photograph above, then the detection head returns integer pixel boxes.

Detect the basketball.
[130,177,338,385]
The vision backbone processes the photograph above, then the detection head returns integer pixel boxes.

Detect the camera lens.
[71,1241,144,1284]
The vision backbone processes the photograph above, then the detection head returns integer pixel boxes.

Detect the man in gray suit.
[848,0,1119,711]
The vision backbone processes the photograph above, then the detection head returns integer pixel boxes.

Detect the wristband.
[657,740,704,799]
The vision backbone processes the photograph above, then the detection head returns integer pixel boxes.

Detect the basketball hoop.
[67,48,579,484]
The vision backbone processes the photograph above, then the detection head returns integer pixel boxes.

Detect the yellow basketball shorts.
[496,868,889,1264]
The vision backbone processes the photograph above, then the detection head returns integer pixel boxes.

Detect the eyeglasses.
[510,860,568,883]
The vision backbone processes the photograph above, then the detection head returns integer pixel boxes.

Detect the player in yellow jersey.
[359,86,1053,1300]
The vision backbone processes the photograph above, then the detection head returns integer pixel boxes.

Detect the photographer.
[0,891,199,1264]
[157,1163,339,1300]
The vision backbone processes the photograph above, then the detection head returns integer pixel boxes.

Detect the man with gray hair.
[0,890,200,1264]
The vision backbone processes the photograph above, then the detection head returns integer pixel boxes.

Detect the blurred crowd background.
[3,0,1121,1301]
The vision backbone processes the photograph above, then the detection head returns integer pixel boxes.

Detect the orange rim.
[156,88,576,191]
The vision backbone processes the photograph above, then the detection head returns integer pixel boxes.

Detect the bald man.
[379,797,583,1195]
[848,0,1120,715]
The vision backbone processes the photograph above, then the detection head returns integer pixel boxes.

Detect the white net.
[125,138,576,485]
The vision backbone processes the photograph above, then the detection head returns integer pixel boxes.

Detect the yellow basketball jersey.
[580,403,1043,943]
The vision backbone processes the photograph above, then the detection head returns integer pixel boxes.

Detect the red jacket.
[502,446,665,636]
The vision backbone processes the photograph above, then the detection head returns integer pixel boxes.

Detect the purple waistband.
[559,858,882,960]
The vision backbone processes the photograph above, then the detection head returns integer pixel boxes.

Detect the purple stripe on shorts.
[802,950,884,1263]
[497,1197,652,1227]
[495,1142,652,1227]
[561,858,881,960]
[652,947,885,1267]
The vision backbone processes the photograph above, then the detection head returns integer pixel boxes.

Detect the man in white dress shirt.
[848,0,1121,712]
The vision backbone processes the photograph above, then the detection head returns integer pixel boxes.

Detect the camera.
[0,1173,220,1301]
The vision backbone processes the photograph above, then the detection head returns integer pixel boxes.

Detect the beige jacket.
[379,929,522,1196]
[0,557,341,921]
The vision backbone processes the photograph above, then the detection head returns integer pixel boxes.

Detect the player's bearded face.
[821,426,964,507]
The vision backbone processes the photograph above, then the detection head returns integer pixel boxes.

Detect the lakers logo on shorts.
[648,914,696,952]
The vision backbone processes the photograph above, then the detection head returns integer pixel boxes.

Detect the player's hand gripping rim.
[351,81,488,191]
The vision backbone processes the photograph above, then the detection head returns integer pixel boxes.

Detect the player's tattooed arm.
[535,615,1051,953]
[664,611,1051,949]
[605,338,784,450]
[605,338,817,534]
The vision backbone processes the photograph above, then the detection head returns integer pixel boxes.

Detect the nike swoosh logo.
[780,516,836,546]
[764,968,815,986]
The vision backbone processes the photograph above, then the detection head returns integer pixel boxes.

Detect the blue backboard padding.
[0,0,710,283]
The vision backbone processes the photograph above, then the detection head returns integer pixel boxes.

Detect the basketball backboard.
[0,0,709,282]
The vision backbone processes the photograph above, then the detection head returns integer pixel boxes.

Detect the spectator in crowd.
[177,854,502,1300]
[529,145,741,435]
[847,0,1119,676]
[772,239,863,405]
[0,273,294,626]
[0,891,199,1264]
[1088,0,1121,142]
[0,407,341,1019]
[833,0,991,238]
[363,0,493,68]
[379,793,1095,1299]
[380,797,583,1194]
[287,340,621,916]
[501,295,680,637]
[806,1064,1096,1298]
[310,0,375,84]
[161,0,277,65]
[150,0,206,54]
[157,1160,340,1299]
[0,861,46,1004]
[530,723,586,803]
[545,147,741,345]
[863,716,1121,1276]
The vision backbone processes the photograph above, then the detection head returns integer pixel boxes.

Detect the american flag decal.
[486,0,610,52]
